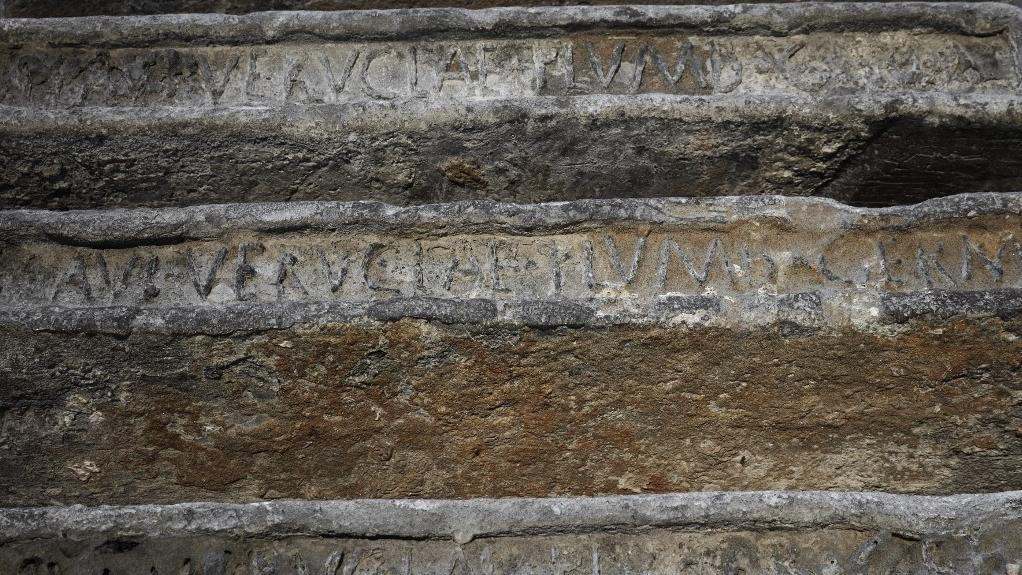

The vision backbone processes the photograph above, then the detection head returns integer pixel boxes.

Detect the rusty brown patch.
[2,317,1021,505]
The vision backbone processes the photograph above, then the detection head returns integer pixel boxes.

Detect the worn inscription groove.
[0,31,1015,107]
[2,227,1020,308]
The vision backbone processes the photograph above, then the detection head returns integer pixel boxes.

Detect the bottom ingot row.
[1,492,1021,573]
[0,195,1020,504]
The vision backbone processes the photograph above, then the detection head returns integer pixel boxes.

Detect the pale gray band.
[2,3,1017,48]
[2,490,1021,544]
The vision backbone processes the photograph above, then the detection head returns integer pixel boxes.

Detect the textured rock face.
[2,4,1022,208]
[2,195,1021,504]
[3,3,1022,571]
[3,194,1022,323]
[6,316,1022,505]
[4,0,1021,18]
[2,493,1022,574]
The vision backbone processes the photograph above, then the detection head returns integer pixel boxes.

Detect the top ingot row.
[1,3,1021,208]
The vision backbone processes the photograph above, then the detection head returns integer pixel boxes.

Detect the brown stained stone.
[2,316,1020,505]
[2,195,1021,504]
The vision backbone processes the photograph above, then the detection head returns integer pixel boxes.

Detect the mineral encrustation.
[2,3,1022,574]
[1,4,1021,208]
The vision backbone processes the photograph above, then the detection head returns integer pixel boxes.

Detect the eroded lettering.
[10,226,1022,309]
[1,31,1012,107]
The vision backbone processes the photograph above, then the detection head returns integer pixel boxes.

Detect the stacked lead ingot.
[2,3,1022,573]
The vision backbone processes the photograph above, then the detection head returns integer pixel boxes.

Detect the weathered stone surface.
[1,492,1021,573]
[1,195,1021,504]
[5,6,1018,105]
[4,194,1022,326]
[2,4,1021,208]
[6,314,1022,503]
[4,0,1022,18]
[4,3,1021,569]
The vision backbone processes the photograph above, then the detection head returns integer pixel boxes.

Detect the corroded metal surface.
[1,195,1020,504]
[2,4,1021,208]
[3,0,1021,18]
[2,4,1022,570]
[1,492,1021,573]
[2,194,1022,328]
[3,5,1018,105]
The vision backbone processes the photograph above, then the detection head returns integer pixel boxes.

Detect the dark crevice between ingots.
[827,119,1022,207]
[3,101,1022,210]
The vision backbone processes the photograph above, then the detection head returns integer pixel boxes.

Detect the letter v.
[198,54,240,105]
[586,42,624,88]
[188,247,228,299]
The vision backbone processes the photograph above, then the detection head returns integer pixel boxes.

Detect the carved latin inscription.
[0,32,1014,106]
[3,226,1021,307]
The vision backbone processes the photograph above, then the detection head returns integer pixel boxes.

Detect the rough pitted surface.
[1,195,1021,504]
[5,318,1022,504]
[2,4,1021,208]
[3,0,1022,18]
[4,194,1022,327]
[3,3,1022,570]
[1,492,1021,573]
